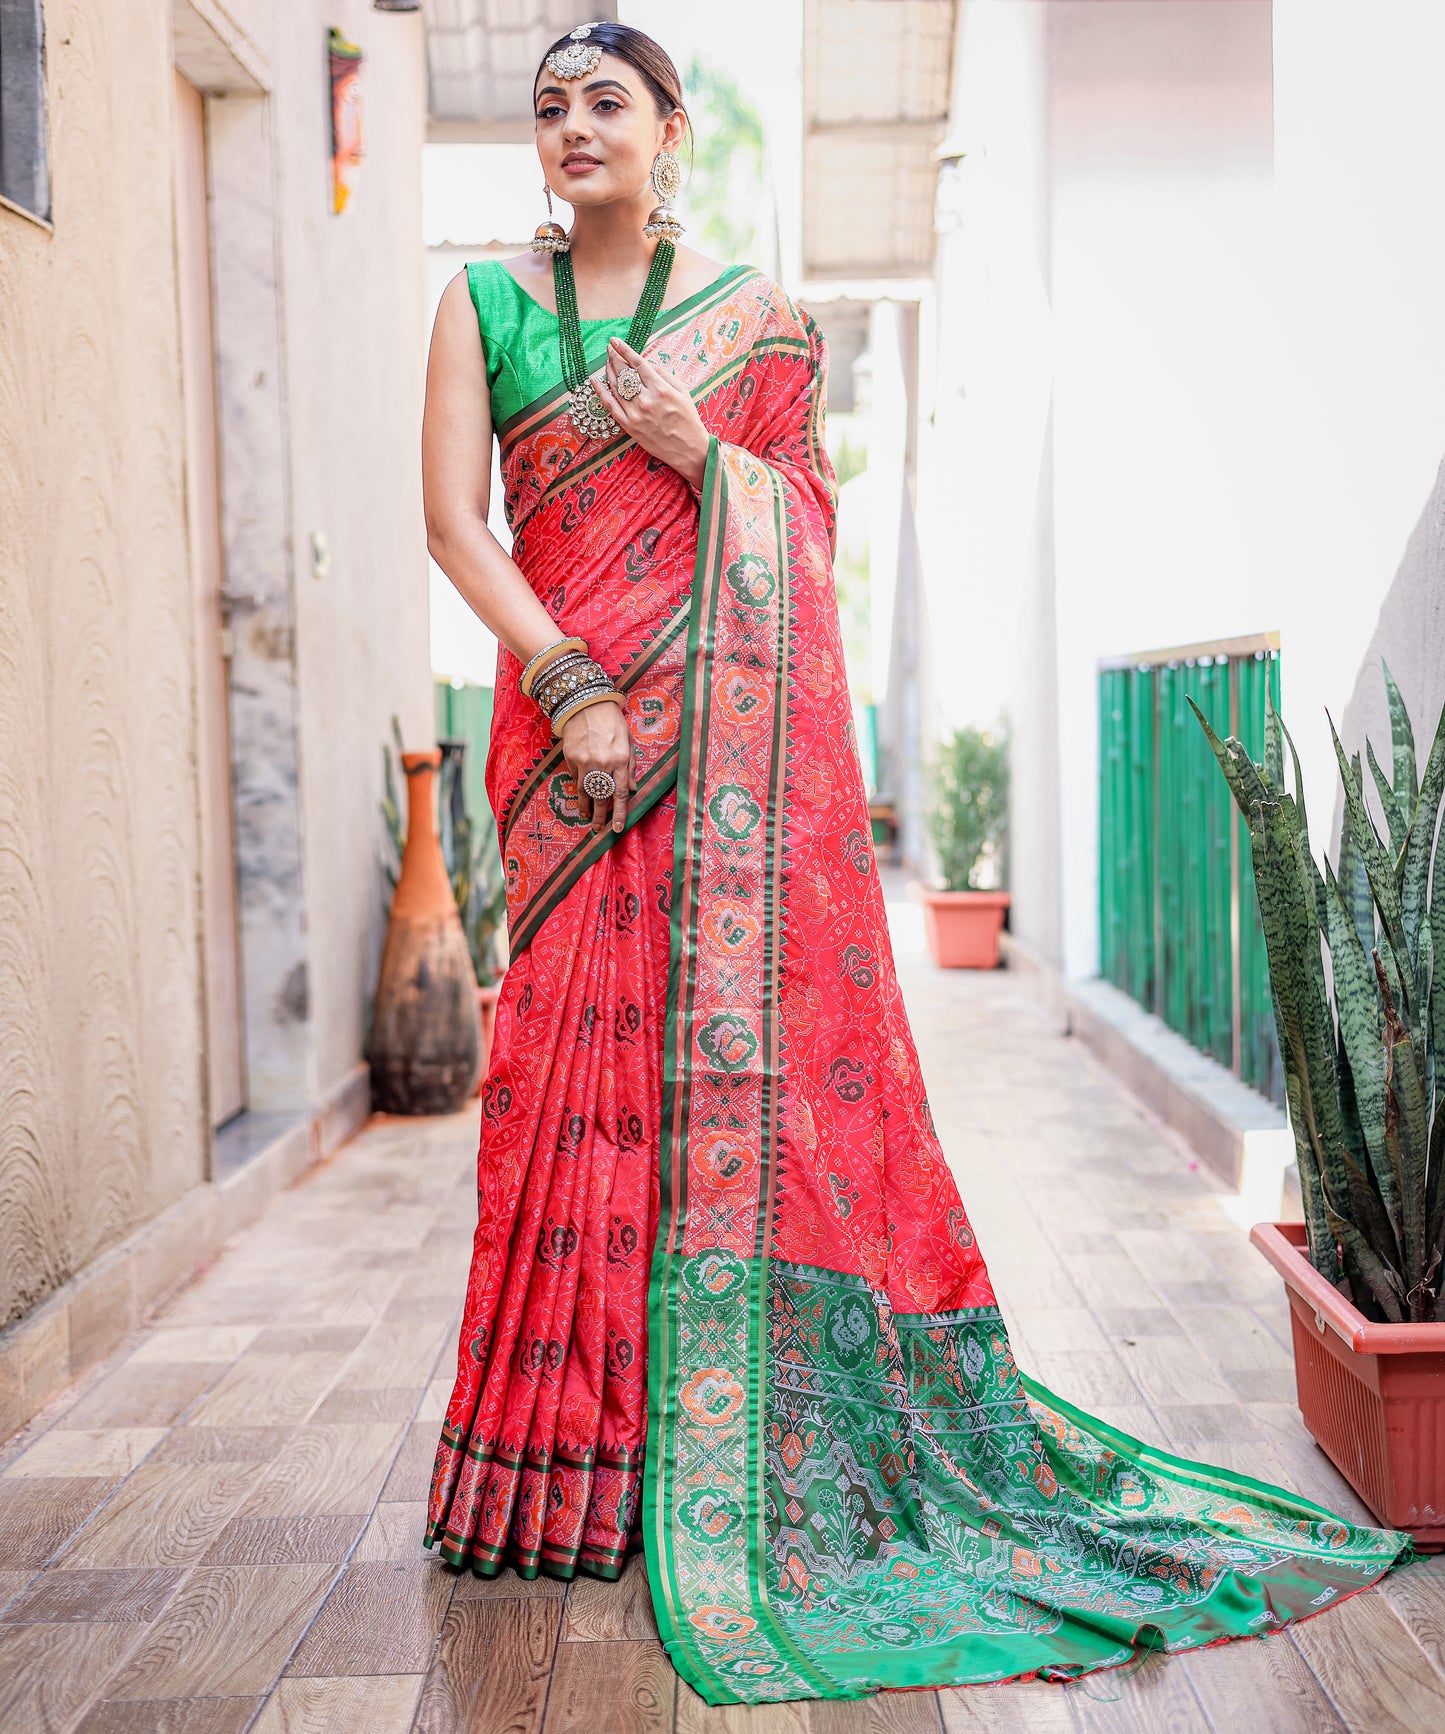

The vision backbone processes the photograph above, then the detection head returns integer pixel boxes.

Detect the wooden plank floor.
[2,891,1443,1733]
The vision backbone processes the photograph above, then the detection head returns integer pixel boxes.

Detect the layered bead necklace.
[552,239,676,442]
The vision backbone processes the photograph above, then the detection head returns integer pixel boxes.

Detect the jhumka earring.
[644,148,684,240]
[531,181,570,254]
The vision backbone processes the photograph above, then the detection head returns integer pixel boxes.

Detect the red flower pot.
[1251,1221,1445,1549]
[911,886,1011,969]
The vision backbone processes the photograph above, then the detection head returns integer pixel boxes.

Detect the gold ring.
[615,366,644,401]
[582,768,616,799]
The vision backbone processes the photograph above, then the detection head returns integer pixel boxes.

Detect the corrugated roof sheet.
[803,0,956,278]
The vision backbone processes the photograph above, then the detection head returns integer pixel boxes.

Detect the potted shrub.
[1191,663,1444,1548]
[914,723,1011,968]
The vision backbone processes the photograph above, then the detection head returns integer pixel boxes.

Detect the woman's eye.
[595,99,621,112]
[536,105,562,120]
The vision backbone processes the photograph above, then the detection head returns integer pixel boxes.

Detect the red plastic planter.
[912,887,1011,969]
[1251,1221,1445,1549]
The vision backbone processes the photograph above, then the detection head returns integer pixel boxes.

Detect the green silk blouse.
[463,258,752,431]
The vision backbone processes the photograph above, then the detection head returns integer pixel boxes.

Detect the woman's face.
[533,50,682,207]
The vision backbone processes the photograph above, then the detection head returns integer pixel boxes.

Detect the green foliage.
[1191,663,1445,1322]
[926,725,1009,893]
[381,716,508,988]
[682,57,765,265]
[831,433,867,491]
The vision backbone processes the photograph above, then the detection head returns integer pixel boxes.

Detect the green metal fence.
[1098,635,1283,1106]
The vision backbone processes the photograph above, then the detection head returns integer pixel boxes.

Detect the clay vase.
[368,749,481,1114]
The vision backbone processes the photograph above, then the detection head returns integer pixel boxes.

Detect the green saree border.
[500,597,690,853]
[502,332,813,537]
[642,435,726,1704]
[496,264,761,447]
[1019,1371,1417,1550]
[505,743,680,959]
[642,435,840,1706]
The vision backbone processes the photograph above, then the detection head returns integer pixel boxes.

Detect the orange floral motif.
[696,1134,756,1190]
[689,1605,757,1641]
[630,684,682,745]
[701,902,761,954]
[679,1369,747,1430]
[715,666,772,724]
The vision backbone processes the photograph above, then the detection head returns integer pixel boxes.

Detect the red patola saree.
[425,261,1410,1705]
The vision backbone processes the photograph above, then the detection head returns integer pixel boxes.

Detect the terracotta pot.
[1251,1221,1445,1549]
[910,885,1011,969]
[471,980,503,1098]
[368,749,480,1115]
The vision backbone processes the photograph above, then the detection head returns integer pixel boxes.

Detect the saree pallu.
[426,268,1410,1703]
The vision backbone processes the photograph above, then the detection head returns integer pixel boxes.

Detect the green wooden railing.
[1098,635,1283,1106]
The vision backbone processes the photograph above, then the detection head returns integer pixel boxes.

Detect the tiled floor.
[2,893,1442,1732]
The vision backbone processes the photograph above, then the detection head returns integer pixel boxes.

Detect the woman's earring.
[643,149,684,240]
[532,181,570,254]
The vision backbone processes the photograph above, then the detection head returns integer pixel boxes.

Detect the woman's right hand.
[559,698,637,833]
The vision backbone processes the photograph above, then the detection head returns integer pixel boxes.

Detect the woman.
[421,21,1409,1708]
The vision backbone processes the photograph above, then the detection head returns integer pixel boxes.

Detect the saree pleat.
[430,800,672,1579]
[427,264,1412,1698]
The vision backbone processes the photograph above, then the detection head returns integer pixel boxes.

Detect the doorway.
[173,69,246,1128]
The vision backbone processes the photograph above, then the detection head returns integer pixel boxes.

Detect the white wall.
[948,0,1445,982]
[1272,0,1445,847]
[1047,0,1276,980]
[270,1,433,1094]
[0,0,430,1334]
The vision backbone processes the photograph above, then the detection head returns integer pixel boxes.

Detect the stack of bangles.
[518,634,624,740]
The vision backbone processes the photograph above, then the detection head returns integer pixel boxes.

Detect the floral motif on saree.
[426,266,1411,1703]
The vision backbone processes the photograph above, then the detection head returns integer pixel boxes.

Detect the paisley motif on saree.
[426,268,1411,1699]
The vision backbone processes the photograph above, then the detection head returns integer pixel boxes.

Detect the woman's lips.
[562,158,600,174]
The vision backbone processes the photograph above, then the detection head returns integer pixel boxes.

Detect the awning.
[425,1,619,143]
[803,0,957,280]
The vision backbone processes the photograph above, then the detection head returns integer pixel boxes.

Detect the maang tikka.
[545,21,604,81]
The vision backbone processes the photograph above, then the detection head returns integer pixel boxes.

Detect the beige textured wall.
[0,1,206,1326]
[0,0,431,1332]
[276,2,432,1096]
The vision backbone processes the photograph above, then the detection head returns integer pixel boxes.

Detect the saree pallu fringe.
[426,269,1410,1702]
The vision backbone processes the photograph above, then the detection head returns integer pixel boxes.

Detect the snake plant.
[1190,664,1445,1323]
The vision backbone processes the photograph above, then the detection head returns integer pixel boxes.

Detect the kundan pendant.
[566,382,619,442]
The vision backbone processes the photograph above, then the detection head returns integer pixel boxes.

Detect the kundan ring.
[614,365,644,401]
[582,768,617,799]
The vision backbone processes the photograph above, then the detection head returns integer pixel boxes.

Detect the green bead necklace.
[552,239,677,442]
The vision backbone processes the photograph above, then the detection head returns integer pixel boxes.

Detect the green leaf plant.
[1189,664,1445,1322]
[926,724,1009,893]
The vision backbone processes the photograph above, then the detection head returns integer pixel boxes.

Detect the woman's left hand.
[598,337,710,491]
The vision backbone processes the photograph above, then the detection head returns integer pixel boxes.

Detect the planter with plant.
[1191,663,1445,1547]
[914,724,1010,969]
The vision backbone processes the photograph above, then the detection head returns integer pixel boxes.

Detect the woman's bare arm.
[422,272,562,664]
[422,270,635,832]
